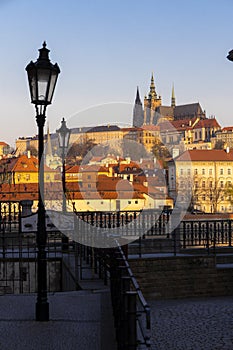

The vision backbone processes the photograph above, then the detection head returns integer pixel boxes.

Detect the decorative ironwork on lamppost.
[26,42,60,321]
[56,117,71,212]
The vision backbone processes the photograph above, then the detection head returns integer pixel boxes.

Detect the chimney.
[27,150,31,158]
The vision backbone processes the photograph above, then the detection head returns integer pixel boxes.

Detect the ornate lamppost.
[56,118,71,212]
[26,42,60,321]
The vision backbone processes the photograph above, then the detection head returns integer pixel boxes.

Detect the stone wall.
[129,255,233,299]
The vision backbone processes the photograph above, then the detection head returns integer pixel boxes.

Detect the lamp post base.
[36,301,49,321]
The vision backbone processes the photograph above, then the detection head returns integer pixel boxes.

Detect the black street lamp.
[26,42,60,321]
[56,117,71,213]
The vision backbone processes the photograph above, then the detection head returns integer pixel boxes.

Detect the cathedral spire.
[148,72,156,98]
[133,86,143,127]
[135,86,142,105]
[171,83,176,108]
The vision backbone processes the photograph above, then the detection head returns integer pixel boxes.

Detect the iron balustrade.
[179,219,233,251]
[110,240,151,349]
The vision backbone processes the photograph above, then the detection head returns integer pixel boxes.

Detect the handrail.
[113,239,151,348]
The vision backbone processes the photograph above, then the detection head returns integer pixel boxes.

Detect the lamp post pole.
[26,42,60,321]
[57,118,71,250]
[57,117,71,212]
[62,141,66,212]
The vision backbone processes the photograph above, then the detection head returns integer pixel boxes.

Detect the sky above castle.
[0,0,233,147]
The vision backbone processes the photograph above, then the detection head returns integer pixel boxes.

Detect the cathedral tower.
[143,73,161,124]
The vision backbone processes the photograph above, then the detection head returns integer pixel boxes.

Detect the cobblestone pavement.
[149,296,233,350]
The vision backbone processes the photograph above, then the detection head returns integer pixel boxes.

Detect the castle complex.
[133,73,206,127]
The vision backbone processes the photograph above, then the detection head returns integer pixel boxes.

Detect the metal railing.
[73,238,151,349]
[110,241,151,349]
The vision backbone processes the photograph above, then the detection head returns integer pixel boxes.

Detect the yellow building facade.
[168,149,233,213]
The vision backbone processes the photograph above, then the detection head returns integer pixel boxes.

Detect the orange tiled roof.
[140,125,160,131]
[0,155,54,173]
[193,118,220,129]
[175,149,233,162]
[79,164,109,173]
[222,126,233,132]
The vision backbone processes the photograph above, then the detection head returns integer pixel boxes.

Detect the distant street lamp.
[56,118,71,213]
[26,42,60,321]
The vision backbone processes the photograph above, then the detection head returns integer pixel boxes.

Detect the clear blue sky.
[0,0,233,147]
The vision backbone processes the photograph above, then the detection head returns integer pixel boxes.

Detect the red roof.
[0,155,54,173]
[141,125,160,131]
[175,149,233,162]
[193,118,220,129]
[222,126,233,132]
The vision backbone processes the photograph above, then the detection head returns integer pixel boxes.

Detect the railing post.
[229,220,232,247]
[183,222,186,249]
[126,291,137,350]
[119,276,131,349]
[206,221,210,255]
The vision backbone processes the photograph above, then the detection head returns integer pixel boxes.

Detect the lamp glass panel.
[47,71,57,103]
[37,68,50,102]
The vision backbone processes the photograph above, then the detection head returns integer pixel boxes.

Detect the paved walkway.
[149,296,233,350]
[0,290,117,350]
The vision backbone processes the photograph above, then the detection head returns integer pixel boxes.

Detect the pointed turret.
[171,83,176,108]
[135,86,142,105]
[148,72,157,98]
[144,73,161,125]
[133,86,144,127]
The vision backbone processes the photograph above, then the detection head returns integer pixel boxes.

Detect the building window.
[202,169,205,175]
[26,174,30,181]
[202,181,205,188]
[135,200,138,204]
[209,181,213,188]
[194,169,198,175]
[220,169,223,175]
[195,181,198,188]
[220,181,224,188]
[180,169,183,175]
[187,169,191,175]
[228,169,231,175]
[88,184,91,188]
[87,175,91,179]
[209,169,212,175]
[128,201,131,204]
